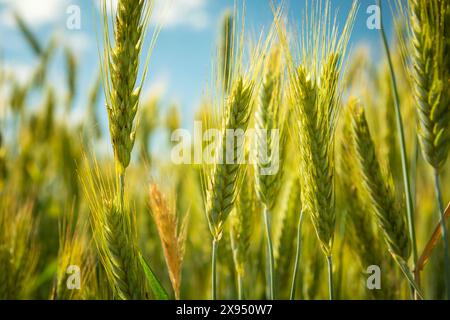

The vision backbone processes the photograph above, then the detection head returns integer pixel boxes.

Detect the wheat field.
[1,0,450,300]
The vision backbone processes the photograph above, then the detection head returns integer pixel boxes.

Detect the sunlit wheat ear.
[339,105,381,268]
[254,46,286,211]
[350,101,411,261]
[203,77,255,240]
[340,109,397,300]
[280,0,358,259]
[292,63,335,258]
[410,0,450,171]
[149,183,188,300]
[100,0,158,175]
[79,155,147,300]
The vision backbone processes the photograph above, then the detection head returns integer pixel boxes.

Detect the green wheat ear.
[280,0,357,258]
[410,0,450,171]
[100,0,157,175]
[254,46,286,211]
[80,156,148,300]
[350,101,411,261]
[339,107,379,268]
[220,10,234,94]
[204,77,255,240]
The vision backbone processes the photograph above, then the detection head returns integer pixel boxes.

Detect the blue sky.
[0,0,396,132]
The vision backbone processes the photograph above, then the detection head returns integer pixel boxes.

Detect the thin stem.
[433,170,450,300]
[290,211,304,300]
[263,207,275,300]
[237,274,244,300]
[326,255,334,300]
[377,0,418,276]
[211,238,218,300]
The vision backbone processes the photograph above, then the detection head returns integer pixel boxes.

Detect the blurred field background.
[1,0,450,300]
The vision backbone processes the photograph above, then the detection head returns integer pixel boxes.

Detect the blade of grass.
[138,252,169,300]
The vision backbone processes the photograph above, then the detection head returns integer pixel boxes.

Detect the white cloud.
[2,62,34,85]
[63,32,93,56]
[143,71,170,99]
[94,0,118,15]
[0,0,68,27]
[153,0,210,30]
[95,0,210,30]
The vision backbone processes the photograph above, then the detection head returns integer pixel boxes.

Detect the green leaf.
[138,252,169,300]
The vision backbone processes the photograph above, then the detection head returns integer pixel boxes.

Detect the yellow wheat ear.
[148,182,188,300]
[79,153,147,300]
[200,3,274,300]
[275,0,358,300]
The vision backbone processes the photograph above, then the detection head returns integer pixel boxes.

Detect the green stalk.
[377,0,418,277]
[263,207,275,300]
[433,170,450,299]
[211,238,218,300]
[237,274,244,300]
[326,255,334,300]
[290,211,304,300]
